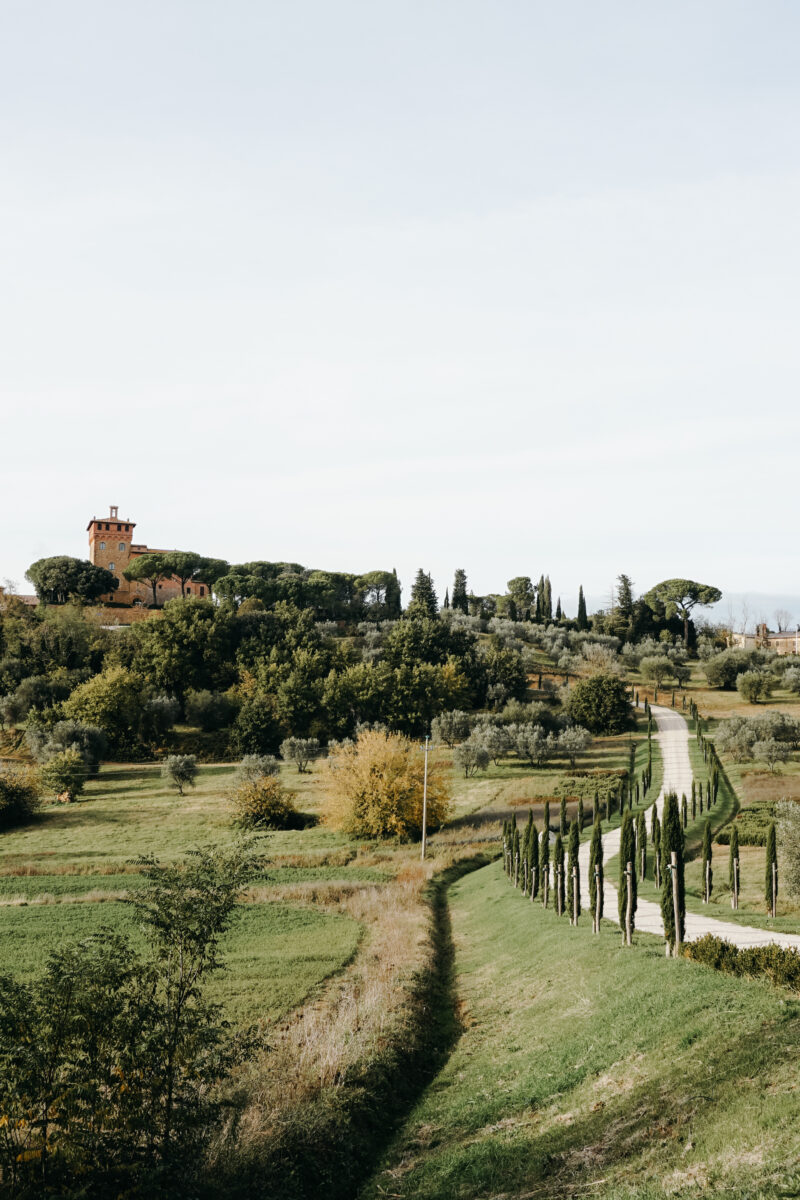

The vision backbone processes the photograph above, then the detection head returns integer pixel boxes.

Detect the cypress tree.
[577,585,588,631]
[706,780,711,809]
[593,788,600,824]
[729,824,739,908]
[618,812,637,942]
[681,794,688,828]
[691,781,696,820]
[407,568,439,619]
[698,781,704,814]
[566,819,580,924]
[588,815,604,931]
[523,810,534,894]
[539,816,550,907]
[660,793,685,954]
[554,832,565,916]
[653,813,662,887]
[765,821,778,917]
[543,575,553,622]
[502,818,509,872]
[712,766,719,804]
[555,596,562,621]
[451,568,468,614]
[637,811,647,880]
[702,819,712,902]
[578,796,585,833]
[513,825,521,887]
[529,822,540,899]
[559,796,567,836]
[443,587,450,610]
[543,800,550,838]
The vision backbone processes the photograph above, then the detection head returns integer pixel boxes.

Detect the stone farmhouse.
[88,505,210,607]
[731,623,800,656]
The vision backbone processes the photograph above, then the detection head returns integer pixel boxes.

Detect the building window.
[99,542,106,551]
[199,586,205,596]
[118,543,126,552]
[109,563,115,571]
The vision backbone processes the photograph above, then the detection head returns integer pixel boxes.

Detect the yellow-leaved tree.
[324,728,451,840]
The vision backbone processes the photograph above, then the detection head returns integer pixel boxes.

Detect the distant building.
[87,505,210,607]
[731,623,799,656]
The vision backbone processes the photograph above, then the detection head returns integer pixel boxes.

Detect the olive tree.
[161,754,198,796]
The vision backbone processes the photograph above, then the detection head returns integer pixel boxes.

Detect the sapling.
[588,815,604,933]
[729,824,740,909]
[765,821,778,918]
[702,819,712,903]
[618,812,637,944]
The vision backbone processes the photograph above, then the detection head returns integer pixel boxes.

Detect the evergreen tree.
[636,811,647,880]
[765,821,778,917]
[616,573,635,618]
[535,576,544,622]
[451,568,468,614]
[566,819,580,923]
[578,796,585,833]
[691,780,696,820]
[588,815,604,931]
[543,799,550,838]
[539,815,550,906]
[529,821,540,899]
[406,569,438,619]
[559,795,567,836]
[681,794,688,828]
[702,819,712,902]
[728,824,739,906]
[523,809,534,894]
[618,812,637,940]
[543,576,553,622]
[554,832,565,915]
[443,587,450,610]
[577,585,588,631]
[660,793,685,953]
[555,597,562,621]
[653,813,662,887]
[513,825,521,887]
[502,818,509,872]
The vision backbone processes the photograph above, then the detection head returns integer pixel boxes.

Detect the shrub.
[39,748,88,802]
[430,710,472,747]
[161,754,198,796]
[776,799,800,897]
[0,767,40,830]
[453,734,490,777]
[26,719,107,775]
[684,934,800,991]
[235,754,281,783]
[281,737,320,773]
[565,674,633,735]
[737,670,774,705]
[231,775,301,829]
[703,649,758,690]
[324,729,451,840]
[185,689,236,732]
[784,667,800,694]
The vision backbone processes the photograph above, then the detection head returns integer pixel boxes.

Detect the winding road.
[577,704,800,950]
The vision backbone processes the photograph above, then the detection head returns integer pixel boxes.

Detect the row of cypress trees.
[502,809,591,926]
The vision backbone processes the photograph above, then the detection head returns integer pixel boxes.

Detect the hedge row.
[683,934,800,991]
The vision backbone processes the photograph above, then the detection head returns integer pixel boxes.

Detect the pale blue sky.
[2,1,799,616]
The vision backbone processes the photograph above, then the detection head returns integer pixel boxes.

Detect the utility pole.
[420,735,430,862]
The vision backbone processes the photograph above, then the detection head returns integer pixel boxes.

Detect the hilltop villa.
[88,506,209,607]
[731,623,799,656]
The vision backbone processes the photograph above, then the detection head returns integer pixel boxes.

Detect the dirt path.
[577,704,800,950]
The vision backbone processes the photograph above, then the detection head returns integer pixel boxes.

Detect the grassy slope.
[362,859,800,1200]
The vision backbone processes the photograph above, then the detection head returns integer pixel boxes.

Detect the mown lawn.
[363,859,800,1200]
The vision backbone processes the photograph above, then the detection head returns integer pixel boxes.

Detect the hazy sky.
[2,1,799,614]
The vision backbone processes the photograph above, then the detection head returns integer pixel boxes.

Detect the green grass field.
[363,859,800,1199]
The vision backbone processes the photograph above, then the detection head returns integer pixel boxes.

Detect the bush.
[26,719,107,775]
[0,767,40,830]
[234,754,281,783]
[703,649,758,690]
[39,748,88,802]
[161,754,198,796]
[231,775,302,829]
[776,799,800,897]
[453,734,490,777]
[324,729,451,839]
[684,933,800,991]
[185,689,236,732]
[280,736,320,773]
[737,670,774,705]
[430,710,472,747]
[565,674,633,735]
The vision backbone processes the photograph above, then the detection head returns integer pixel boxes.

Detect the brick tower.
[87,505,137,603]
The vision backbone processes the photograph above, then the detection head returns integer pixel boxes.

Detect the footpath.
[577,704,800,951]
